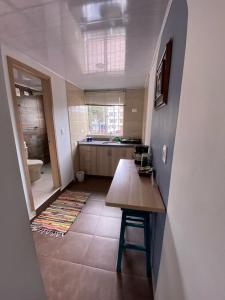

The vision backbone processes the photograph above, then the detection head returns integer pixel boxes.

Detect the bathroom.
[13,67,58,210]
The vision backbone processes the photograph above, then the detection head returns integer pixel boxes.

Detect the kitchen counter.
[79,140,141,147]
[79,141,138,176]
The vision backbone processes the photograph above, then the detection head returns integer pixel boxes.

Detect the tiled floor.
[33,177,153,300]
[32,163,57,210]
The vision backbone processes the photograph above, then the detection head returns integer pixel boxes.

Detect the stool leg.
[117,210,126,272]
[144,213,151,277]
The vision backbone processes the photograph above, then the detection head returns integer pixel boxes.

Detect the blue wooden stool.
[117,208,152,277]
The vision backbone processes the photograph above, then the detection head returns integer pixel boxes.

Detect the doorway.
[7,57,61,211]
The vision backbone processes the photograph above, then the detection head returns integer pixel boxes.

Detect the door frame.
[7,56,61,211]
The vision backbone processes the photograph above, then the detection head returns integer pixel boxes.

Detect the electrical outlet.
[162,145,167,164]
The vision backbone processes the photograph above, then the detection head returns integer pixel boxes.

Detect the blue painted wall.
[150,0,188,282]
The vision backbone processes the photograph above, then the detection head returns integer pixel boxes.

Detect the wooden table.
[106,159,165,276]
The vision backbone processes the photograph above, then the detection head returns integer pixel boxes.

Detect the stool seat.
[117,208,152,277]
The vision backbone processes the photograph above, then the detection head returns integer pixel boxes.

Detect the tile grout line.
[39,254,151,280]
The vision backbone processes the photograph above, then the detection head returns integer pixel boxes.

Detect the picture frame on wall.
[154,39,173,110]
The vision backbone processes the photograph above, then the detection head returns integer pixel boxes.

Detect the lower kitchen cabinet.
[111,147,133,175]
[79,145,135,176]
[96,146,113,176]
[79,145,97,175]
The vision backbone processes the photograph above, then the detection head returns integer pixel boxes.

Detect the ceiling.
[0,0,168,89]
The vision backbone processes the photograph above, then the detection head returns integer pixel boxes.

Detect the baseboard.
[85,174,113,179]
[151,267,157,299]
[65,179,76,189]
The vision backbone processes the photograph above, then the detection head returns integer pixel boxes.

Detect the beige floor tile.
[113,273,153,300]
[38,256,83,300]
[82,200,105,215]
[53,232,93,264]
[95,216,121,239]
[101,205,122,218]
[84,236,119,272]
[75,265,115,300]
[69,213,99,235]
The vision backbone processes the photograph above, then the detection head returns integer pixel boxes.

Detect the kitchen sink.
[102,141,121,144]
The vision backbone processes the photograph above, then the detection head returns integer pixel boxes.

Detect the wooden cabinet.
[111,148,126,175]
[79,145,97,175]
[125,147,135,159]
[111,147,135,175]
[79,145,135,177]
[96,146,113,176]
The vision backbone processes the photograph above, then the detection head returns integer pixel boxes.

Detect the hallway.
[33,177,153,300]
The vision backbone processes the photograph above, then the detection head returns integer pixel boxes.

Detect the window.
[88,106,123,136]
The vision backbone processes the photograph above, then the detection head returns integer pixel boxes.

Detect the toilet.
[27,159,43,182]
[24,142,43,183]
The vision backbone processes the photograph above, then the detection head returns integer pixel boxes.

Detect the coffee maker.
[134,145,149,165]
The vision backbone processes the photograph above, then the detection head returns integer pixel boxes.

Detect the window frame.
[87,105,124,137]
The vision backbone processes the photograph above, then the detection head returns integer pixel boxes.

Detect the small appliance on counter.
[138,152,153,177]
[121,138,142,144]
[134,145,149,165]
[134,146,153,177]
[138,165,153,177]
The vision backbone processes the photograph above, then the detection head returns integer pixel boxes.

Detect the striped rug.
[31,190,90,237]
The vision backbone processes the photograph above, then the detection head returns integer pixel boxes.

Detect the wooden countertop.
[106,159,165,213]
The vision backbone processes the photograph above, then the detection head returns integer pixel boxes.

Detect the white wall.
[66,82,88,173]
[143,55,158,144]
[123,89,144,138]
[50,75,74,188]
[0,44,74,218]
[0,48,46,300]
[155,1,225,299]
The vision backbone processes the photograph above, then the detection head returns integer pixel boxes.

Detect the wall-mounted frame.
[154,39,173,110]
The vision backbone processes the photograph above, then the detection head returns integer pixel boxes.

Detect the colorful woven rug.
[31,190,90,237]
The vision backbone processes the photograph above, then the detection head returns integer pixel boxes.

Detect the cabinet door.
[111,147,135,176]
[79,146,97,175]
[125,147,135,159]
[111,148,125,176]
[96,146,112,176]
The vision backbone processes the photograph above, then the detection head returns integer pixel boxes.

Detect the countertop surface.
[79,140,141,147]
[106,159,165,213]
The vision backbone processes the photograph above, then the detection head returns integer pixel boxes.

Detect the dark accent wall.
[150,0,188,282]
[16,85,50,163]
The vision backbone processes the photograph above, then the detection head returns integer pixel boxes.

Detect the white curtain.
[84,90,126,106]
